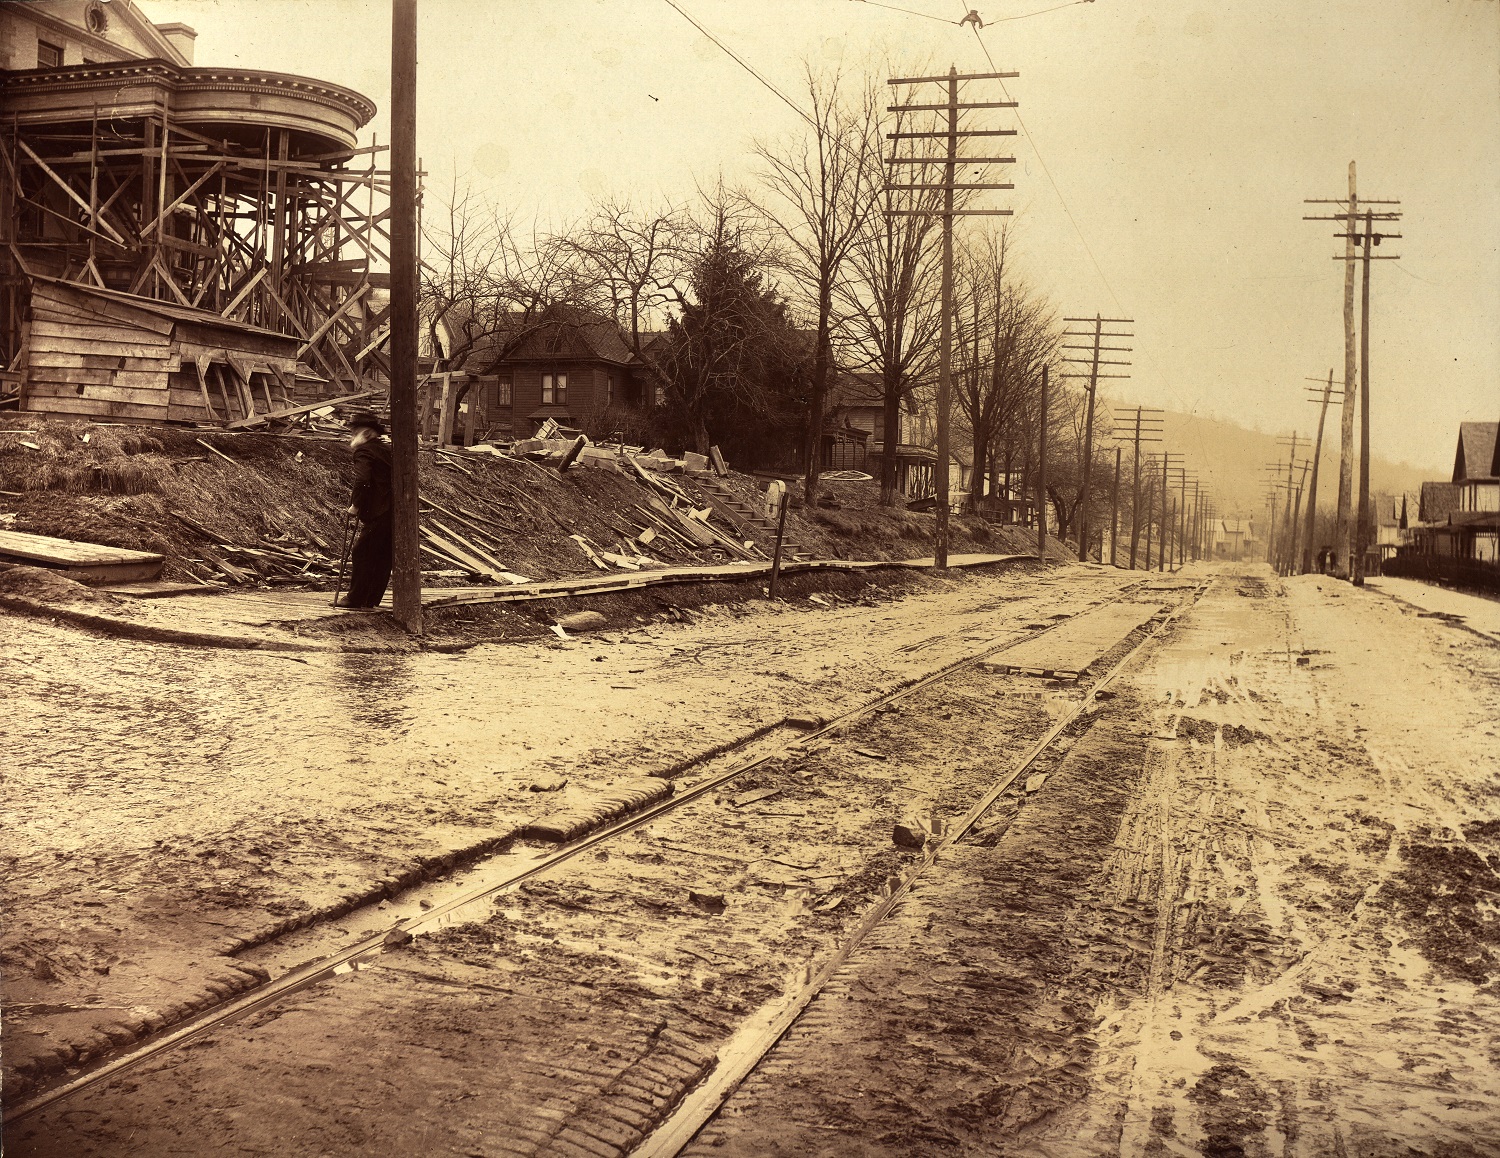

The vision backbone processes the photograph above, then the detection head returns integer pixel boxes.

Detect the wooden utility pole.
[1156,452,1180,572]
[1037,365,1049,561]
[1061,314,1133,561]
[1289,458,1311,575]
[887,66,1018,570]
[1264,486,1278,565]
[1113,406,1163,569]
[1176,470,1195,569]
[1301,370,1342,574]
[1142,461,1154,572]
[1277,438,1300,576]
[388,0,422,632]
[1108,445,1122,566]
[1304,168,1399,581]
[1352,207,1399,585]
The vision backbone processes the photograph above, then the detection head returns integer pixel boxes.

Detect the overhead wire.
[989,0,1097,23]
[848,0,962,25]
[660,0,1123,318]
[659,0,822,136]
[955,4,1126,312]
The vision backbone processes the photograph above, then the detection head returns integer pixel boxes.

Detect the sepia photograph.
[2,1,1497,1154]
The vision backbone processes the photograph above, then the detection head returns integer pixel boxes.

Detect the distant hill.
[1127,409,1443,522]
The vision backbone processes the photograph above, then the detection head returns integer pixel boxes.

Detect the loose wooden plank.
[426,518,508,572]
[0,530,164,585]
[100,580,218,598]
[0,530,164,566]
[224,389,375,430]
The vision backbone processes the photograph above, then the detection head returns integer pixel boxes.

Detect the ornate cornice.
[1,58,377,128]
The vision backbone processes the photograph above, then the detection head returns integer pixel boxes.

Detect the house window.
[606,375,614,405]
[494,377,512,407]
[542,373,567,405]
[37,41,64,68]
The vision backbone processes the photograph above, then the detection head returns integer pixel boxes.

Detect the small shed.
[20,278,301,425]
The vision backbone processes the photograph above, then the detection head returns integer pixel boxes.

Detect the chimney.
[155,22,196,65]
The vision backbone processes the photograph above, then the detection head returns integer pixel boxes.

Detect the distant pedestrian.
[337,410,393,609]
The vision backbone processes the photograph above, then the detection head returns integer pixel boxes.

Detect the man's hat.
[347,410,386,434]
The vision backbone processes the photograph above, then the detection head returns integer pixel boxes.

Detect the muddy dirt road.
[5,564,1498,1156]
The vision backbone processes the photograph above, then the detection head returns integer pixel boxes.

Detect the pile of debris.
[168,510,344,587]
[422,429,778,585]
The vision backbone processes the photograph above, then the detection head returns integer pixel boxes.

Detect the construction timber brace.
[1,101,395,394]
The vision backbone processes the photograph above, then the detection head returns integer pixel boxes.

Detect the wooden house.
[20,278,301,424]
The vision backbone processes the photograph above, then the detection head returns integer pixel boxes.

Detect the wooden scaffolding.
[1,60,396,411]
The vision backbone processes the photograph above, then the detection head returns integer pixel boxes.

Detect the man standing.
[338,411,394,608]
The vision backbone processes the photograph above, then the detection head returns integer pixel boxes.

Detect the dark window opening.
[542,373,567,406]
[37,41,64,68]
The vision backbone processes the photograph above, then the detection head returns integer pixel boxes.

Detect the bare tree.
[420,175,602,372]
[752,64,883,505]
[555,197,685,357]
[835,89,947,506]
[952,228,1058,517]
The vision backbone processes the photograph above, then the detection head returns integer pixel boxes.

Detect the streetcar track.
[5,580,1154,1126]
[632,581,1208,1157]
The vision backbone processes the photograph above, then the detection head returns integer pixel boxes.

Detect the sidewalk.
[3,553,1036,651]
[1364,574,1500,644]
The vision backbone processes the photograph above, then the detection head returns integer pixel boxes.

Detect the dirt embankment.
[0,416,1068,592]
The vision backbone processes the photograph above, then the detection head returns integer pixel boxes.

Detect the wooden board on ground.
[99,580,220,598]
[0,529,165,584]
[986,601,1164,679]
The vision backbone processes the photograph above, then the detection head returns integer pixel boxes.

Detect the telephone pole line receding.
[1112,407,1162,569]
[1304,166,1400,583]
[1062,314,1133,562]
[1301,372,1345,573]
[887,65,1018,571]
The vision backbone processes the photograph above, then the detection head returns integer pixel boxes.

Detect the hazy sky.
[148,0,1498,475]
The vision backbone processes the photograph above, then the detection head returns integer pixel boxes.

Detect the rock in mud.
[893,820,928,849]
[556,610,608,632]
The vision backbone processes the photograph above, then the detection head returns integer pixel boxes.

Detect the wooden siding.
[21,281,299,424]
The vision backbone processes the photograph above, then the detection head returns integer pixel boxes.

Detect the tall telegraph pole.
[887,66,1017,570]
[389,0,421,632]
[1061,314,1133,562]
[1304,167,1399,581]
[1350,207,1400,585]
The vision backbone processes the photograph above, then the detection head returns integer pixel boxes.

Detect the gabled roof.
[1453,421,1499,484]
[1371,492,1419,529]
[1419,481,1460,523]
[437,302,642,370]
